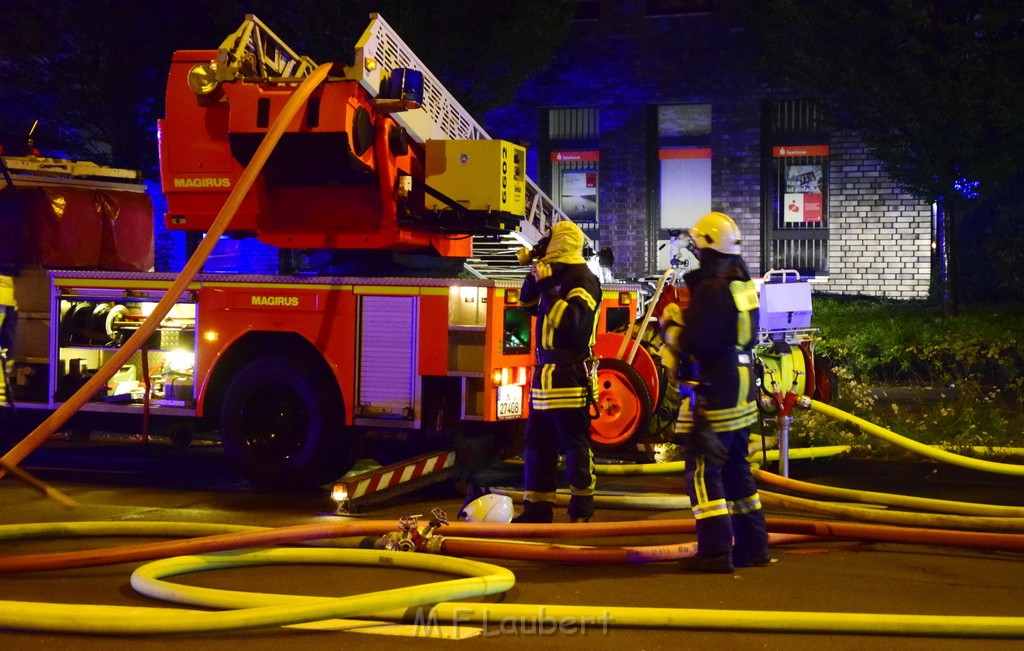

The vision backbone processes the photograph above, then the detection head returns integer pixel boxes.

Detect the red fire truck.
[2,14,832,494]
[1,15,653,491]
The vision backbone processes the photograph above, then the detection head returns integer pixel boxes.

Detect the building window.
[542,107,600,243]
[650,104,712,274]
[645,0,712,17]
[762,99,830,277]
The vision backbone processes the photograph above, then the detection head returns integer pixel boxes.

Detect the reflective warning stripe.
[345,451,456,500]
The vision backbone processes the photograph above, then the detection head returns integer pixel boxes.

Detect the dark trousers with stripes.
[684,427,769,564]
[523,406,596,520]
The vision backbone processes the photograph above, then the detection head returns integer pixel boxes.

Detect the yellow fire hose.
[799,396,1024,476]
[0,62,335,481]
[589,445,852,475]
[759,490,1024,533]
[0,548,515,635]
[128,547,1024,638]
[488,487,692,510]
[1,539,1023,637]
[755,468,1024,518]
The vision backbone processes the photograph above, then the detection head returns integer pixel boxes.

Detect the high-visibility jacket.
[519,262,601,410]
[0,275,15,308]
[674,256,760,434]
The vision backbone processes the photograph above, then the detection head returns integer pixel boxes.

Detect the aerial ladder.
[204,13,583,280]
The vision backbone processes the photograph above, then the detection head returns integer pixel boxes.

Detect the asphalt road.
[2,432,1024,650]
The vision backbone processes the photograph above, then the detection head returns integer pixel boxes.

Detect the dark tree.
[738,0,1024,313]
[0,2,240,173]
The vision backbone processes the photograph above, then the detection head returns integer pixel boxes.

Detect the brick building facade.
[481,0,932,298]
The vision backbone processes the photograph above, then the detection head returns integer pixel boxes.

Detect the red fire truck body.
[2,15,648,491]
[32,268,635,489]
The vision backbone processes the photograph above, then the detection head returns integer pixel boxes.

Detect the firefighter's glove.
[684,415,728,466]
[532,261,560,296]
[531,261,553,282]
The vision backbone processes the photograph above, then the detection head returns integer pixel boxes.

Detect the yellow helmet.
[689,212,742,255]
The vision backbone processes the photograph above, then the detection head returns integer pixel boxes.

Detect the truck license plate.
[496,385,523,420]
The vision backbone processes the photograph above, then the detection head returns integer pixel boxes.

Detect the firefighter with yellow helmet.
[512,220,601,524]
[661,211,770,572]
[0,274,16,409]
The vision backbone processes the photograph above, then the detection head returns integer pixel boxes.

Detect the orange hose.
[448,519,695,538]
[0,62,334,478]
[0,519,697,573]
[765,517,1024,552]
[0,516,830,573]
[439,533,817,564]
[7,511,1024,575]
[440,539,698,563]
[0,520,393,574]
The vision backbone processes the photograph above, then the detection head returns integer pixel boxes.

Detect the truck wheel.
[589,358,653,454]
[220,354,354,490]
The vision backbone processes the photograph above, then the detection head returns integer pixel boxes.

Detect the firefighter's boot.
[511,500,554,524]
[679,509,734,573]
[677,552,734,574]
[731,494,771,567]
[568,494,594,523]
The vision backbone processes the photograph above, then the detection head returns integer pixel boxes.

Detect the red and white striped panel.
[345,451,456,500]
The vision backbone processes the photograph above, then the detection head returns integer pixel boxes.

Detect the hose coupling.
[376,514,422,552]
[796,395,812,409]
[375,509,450,552]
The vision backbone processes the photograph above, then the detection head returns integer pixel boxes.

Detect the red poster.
[803,193,823,222]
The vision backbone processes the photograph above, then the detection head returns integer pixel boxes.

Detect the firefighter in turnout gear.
[662,212,770,572]
[512,221,602,523]
[0,274,17,410]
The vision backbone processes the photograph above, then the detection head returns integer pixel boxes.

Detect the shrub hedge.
[768,297,1024,456]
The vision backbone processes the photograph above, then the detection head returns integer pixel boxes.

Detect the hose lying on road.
[760,490,1024,533]
[129,547,1024,639]
[4,512,1024,577]
[755,468,1024,518]
[0,519,703,573]
[0,548,515,635]
[587,445,852,476]
[2,540,1024,638]
[487,487,691,511]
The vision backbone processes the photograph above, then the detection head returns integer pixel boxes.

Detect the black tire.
[219,354,355,490]
[169,426,193,448]
[589,357,653,454]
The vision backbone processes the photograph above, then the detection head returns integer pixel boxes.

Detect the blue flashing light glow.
[952,172,981,200]
[147,180,279,274]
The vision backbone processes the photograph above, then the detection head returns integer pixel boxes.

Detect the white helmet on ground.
[460,493,514,523]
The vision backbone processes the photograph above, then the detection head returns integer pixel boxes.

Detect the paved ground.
[1,433,1024,650]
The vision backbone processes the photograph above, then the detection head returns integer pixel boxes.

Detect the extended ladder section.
[214,14,317,82]
[351,15,579,269]
[218,13,585,280]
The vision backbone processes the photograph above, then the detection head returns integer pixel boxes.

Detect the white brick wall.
[822,133,932,299]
